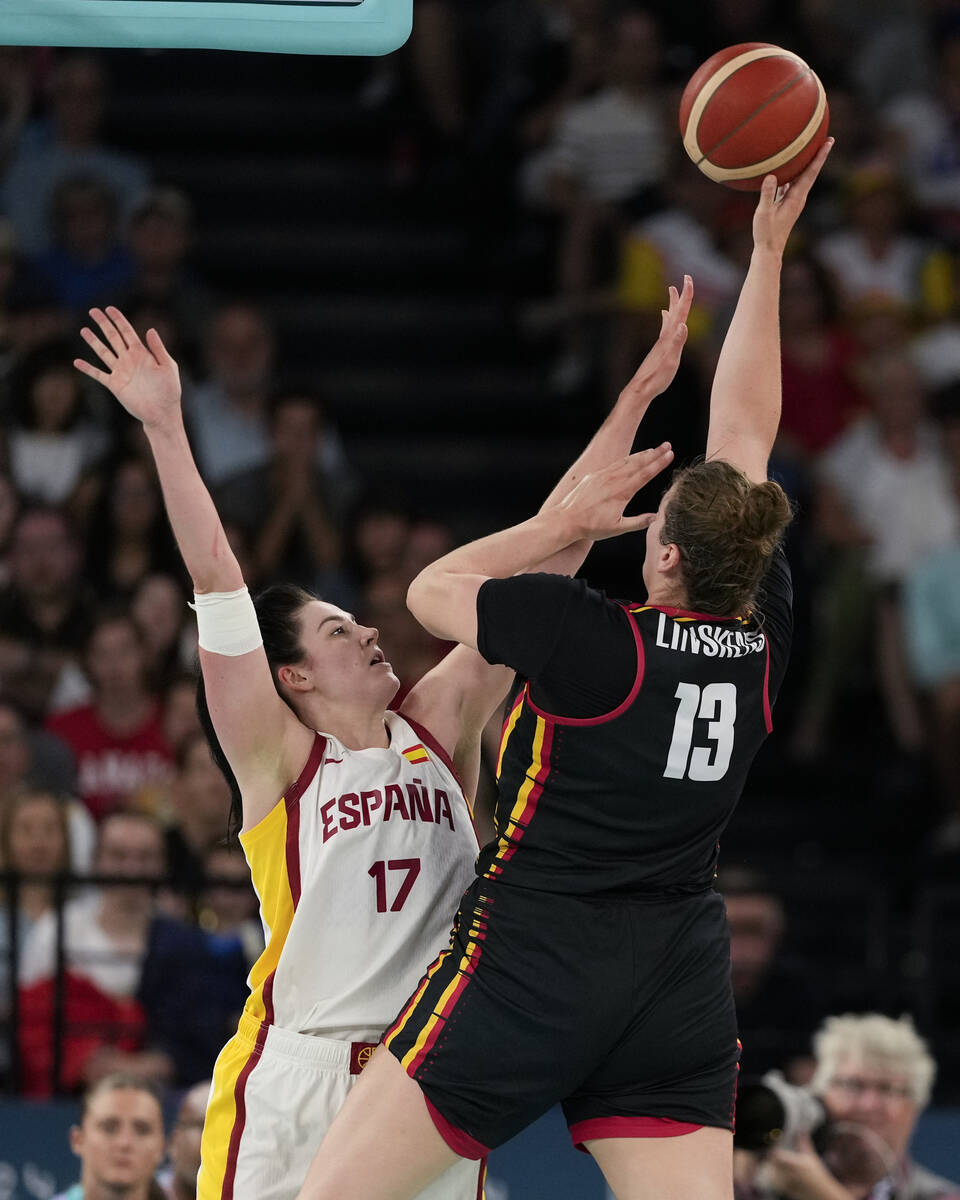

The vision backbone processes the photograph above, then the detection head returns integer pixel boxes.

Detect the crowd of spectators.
[0,0,959,1165]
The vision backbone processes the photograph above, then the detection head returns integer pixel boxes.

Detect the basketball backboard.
[0,0,412,56]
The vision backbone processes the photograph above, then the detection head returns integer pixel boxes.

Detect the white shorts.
[198,1012,486,1200]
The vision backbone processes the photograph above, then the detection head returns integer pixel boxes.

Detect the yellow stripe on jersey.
[398,908,487,1073]
[383,941,454,1052]
[486,714,545,878]
[238,798,296,1024]
[197,1022,256,1199]
[402,743,430,765]
[496,690,525,779]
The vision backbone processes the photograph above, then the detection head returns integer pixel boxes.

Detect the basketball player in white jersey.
[74,294,689,1199]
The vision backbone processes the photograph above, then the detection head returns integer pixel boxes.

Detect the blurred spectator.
[32,173,135,313]
[183,302,274,485]
[0,788,72,925]
[46,610,175,822]
[197,844,263,967]
[85,457,181,601]
[156,1080,209,1200]
[185,303,352,493]
[0,53,149,256]
[17,811,169,1095]
[522,8,667,212]
[53,1074,166,1200]
[119,188,214,359]
[164,732,232,906]
[0,788,72,1080]
[214,389,348,596]
[911,249,960,392]
[19,809,246,1092]
[0,701,92,866]
[363,571,449,702]
[522,8,669,391]
[817,162,930,311]
[721,870,821,1084]
[345,498,413,587]
[0,504,96,719]
[0,48,38,175]
[612,161,747,389]
[131,573,195,689]
[884,25,960,235]
[0,218,20,365]
[401,517,456,581]
[137,894,249,1087]
[2,267,70,370]
[0,470,20,585]
[750,1014,960,1200]
[795,351,959,756]
[474,0,609,154]
[904,390,960,849]
[5,337,108,507]
[777,253,865,464]
[160,672,203,761]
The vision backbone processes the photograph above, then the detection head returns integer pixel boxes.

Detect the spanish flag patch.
[402,744,430,765]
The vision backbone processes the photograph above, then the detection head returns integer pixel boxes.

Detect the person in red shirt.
[47,609,174,820]
[778,252,864,462]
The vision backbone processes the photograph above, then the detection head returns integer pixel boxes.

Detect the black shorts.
[383,879,739,1156]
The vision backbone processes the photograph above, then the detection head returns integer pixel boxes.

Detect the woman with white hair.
[758,1013,959,1200]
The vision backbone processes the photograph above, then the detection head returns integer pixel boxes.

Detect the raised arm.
[75,308,313,828]
[407,445,674,649]
[533,274,691,576]
[401,281,690,778]
[706,139,833,483]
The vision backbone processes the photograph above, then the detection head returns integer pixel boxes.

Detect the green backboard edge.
[0,0,413,55]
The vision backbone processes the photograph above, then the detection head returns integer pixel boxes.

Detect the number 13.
[664,682,737,781]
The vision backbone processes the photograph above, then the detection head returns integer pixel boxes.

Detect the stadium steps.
[104,49,559,517]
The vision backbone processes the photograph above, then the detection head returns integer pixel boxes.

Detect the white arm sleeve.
[190,587,264,657]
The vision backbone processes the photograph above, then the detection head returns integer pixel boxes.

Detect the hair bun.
[740,482,793,555]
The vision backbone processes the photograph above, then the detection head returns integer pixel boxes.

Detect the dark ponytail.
[197,583,317,842]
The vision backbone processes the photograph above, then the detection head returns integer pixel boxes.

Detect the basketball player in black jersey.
[298,141,835,1200]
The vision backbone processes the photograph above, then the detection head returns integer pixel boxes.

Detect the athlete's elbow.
[406,570,437,625]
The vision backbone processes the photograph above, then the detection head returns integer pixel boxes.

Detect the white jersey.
[238,710,479,1039]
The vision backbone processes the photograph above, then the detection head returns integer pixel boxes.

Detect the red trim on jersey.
[221,1019,268,1198]
[490,715,554,874]
[638,603,741,622]
[285,787,302,908]
[262,968,276,1027]
[424,1095,490,1160]
[259,751,315,1027]
[408,937,486,1071]
[283,733,327,811]
[521,607,645,728]
[570,1115,703,1152]
[476,1159,487,1199]
[762,638,773,733]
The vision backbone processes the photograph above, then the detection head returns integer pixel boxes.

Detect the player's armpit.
[705,428,772,486]
[402,646,515,796]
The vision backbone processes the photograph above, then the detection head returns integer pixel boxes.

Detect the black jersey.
[475,551,792,895]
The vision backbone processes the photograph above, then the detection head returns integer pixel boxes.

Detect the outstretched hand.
[620,275,693,408]
[558,443,674,541]
[753,136,834,257]
[74,307,181,430]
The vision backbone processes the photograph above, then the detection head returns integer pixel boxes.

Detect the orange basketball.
[679,43,829,191]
